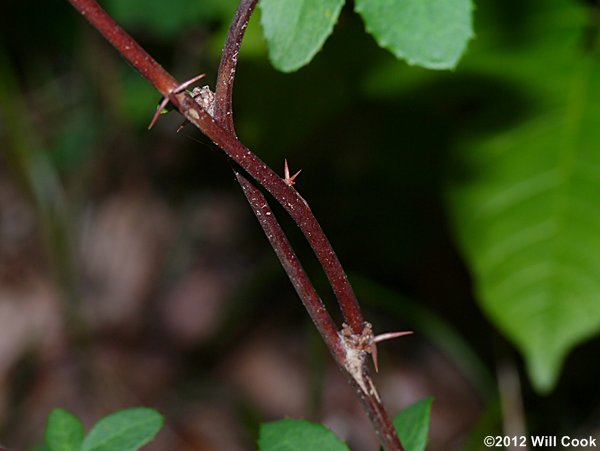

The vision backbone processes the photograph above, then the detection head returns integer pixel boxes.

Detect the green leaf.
[393,397,433,451]
[258,419,350,451]
[447,2,600,392]
[80,408,163,451]
[45,408,85,451]
[355,0,473,70]
[259,0,345,72]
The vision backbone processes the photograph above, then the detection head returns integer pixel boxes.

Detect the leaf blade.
[259,0,345,72]
[355,0,474,70]
[393,397,433,451]
[448,48,600,392]
[45,408,85,451]
[80,407,163,451]
[258,419,350,451]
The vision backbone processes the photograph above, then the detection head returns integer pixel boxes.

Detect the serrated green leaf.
[259,0,344,72]
[355,0,473,70]
[393,397,433,451]
[80,408,163,451]
[258,419,350,451]
[45,409,84,451]
[447,2,600,392]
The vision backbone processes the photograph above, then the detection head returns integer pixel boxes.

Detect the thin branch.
[67,0,364,334]
[214,7,403,448]
[67,0,177,96]
[235,171,344,361]
[214,0,257,133]
[211,0,366,334]
[65,0,405,449]
[236,170,403,450]
[215,0,343,360]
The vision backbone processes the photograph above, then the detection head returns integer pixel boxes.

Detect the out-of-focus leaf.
[50,109,97,172]
[447,1,600,392]
[259,0,345,72]
[355,0,473,69]
[45,408,84,451]
[393,397,433,451]
[31,445,51,451]
[258,419,349,451]
[80,408,163,451]
[104,0,238,38]
[118,70,161,126]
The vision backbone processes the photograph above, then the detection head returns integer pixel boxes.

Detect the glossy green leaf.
[355,0,473,69]
[45,408,84,451]
[258,419,349,451]
[448,2,600,392]
[81,408,163,451]
[393,397,433,451]
[259,0,345,72]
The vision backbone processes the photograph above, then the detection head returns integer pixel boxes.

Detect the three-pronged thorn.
[283,159,301,186]
[148,73,207,130]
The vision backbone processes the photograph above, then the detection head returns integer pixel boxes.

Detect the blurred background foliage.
[1,0,599,450]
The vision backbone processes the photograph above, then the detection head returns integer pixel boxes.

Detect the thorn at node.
[148,73,206,130]
[370,330,413,373]
[284,159,301,186]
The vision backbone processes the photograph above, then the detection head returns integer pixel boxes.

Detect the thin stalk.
[66,0,364,334]
[65,0,404,448]
[214,0,257,133]
[234,171,343,361]
[213,5,403,448]
[236,172,403,450]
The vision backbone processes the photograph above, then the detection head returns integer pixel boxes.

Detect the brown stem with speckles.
[65,0,404,448]
[210,0,365,331]
[212,3,403,449]
[234,171,344,361]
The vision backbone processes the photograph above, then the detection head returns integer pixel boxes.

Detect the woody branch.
[65,0,406,449]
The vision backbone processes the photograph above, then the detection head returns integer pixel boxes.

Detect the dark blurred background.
[1,0,599,449]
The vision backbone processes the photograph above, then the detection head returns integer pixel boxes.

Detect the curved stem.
[235,171,344,361]
[214,0,257,133]
[68,0,364,333]
[65,0,404,448]
[212,0,364,333]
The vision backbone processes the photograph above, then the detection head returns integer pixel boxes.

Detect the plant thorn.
[370,330,413,373]
[284,159,301,186]
[148,73,206,130]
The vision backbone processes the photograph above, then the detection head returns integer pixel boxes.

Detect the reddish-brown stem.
[212,0,365,333]
[214,0,257,133]
[190,98,366,332]
[215,0,343,360]
[355,378,406,450]
[215,7,402,449]
[67,0,178,96]
[66,0,403,449]
[236,176,404,451]
[67,0,364,334]
[235,172,344,361]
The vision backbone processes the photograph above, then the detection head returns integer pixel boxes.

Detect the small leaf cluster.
[40,408,163,451]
